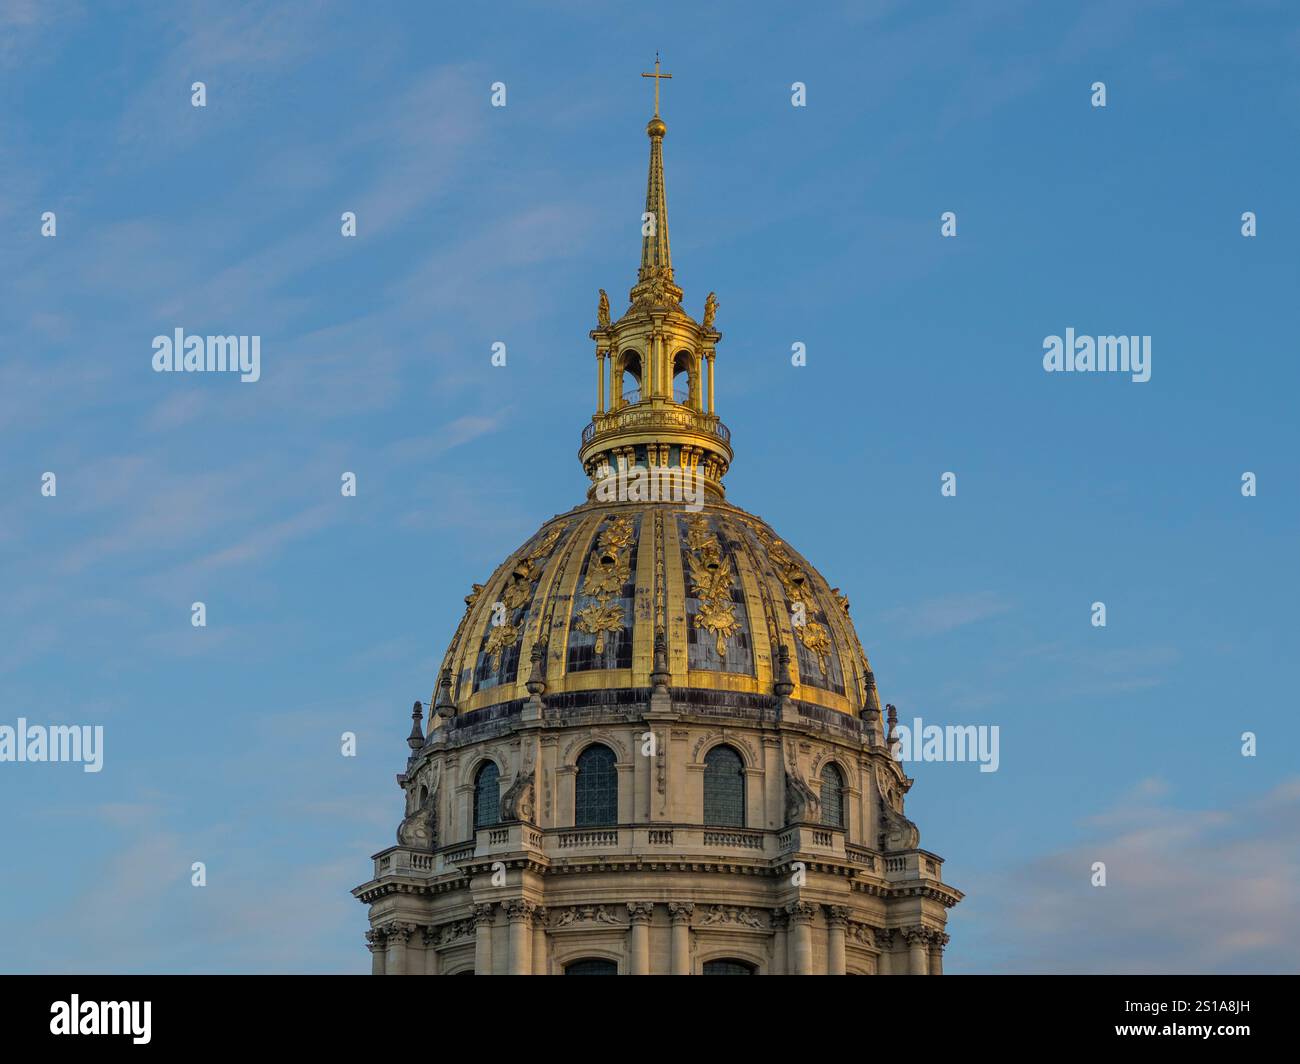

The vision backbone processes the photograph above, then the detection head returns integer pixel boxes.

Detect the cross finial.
[641,53,672,117]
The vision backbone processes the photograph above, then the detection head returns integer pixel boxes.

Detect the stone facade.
[354,679,960,974]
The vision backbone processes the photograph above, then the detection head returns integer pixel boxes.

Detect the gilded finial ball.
[646,115,666,137]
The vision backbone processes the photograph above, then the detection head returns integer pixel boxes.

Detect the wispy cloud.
[883,591,1013,637]
[969,778,1300,973]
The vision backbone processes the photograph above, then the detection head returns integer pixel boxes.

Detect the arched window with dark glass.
[565,958,618,975]
[473,761,500,829]
[820,762,845,828]
[703,958,755,975]
[703,745,745,827]
[574,744,618,827]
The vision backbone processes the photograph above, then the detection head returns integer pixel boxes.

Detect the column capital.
[667,901,695,924]
[875,927,896,948]
[784,900,817,925]
[825,905,850,929]
[901,925,934,946]
[364,928,387,952]
[471,902,496,925]
[531,905,548,929]
[383,921,415,944]
[627,901,656,925]
[421,926,439,948]
[505,899,537,923]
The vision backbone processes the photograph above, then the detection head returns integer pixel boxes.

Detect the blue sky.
[1,1,1297,973]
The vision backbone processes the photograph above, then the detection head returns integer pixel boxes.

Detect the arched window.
[619,351,642,406]
[565,958,618,975]
[703,745,745,827]
[574,744,618,827]
[703,958,755,975]
[672,350,694,405]
[473,761,500,829]
[820,763,845,828]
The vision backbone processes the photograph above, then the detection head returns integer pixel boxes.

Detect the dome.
[359,70,959,979]
[433,499,883,724]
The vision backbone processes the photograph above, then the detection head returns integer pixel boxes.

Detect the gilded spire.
[637,55,674,290]
[582,66,731,498]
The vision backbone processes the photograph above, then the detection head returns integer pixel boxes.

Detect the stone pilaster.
[384,922,414,976]
[365,929,387,976]
[531,906,549,975]
[875,928,895,975]
[928,930,949,976]
[422,926,440,975]
[785,901,816,975]
[902,926,930,975]
[472,903,495,975]
[770,908,789,974]
[505,899,536,975]
[667,902,694,975]
[825,905,849,976]
[628,902,655,975]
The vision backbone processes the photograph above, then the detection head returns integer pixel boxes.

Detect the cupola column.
[596,348,607,413]
[706,352,715,413]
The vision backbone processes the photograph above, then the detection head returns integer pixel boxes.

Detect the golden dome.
[433,498,882,722]
[428,63,883,727]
